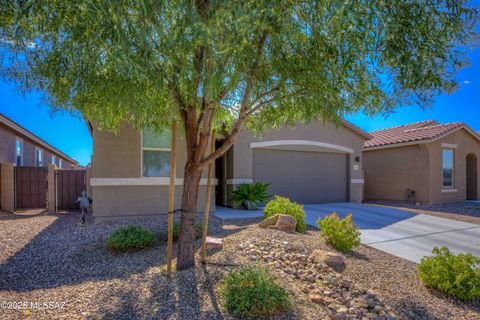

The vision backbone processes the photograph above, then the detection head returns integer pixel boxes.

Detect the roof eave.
[0,113,78,164]
[364,139,431,151]
[340,119,373,140]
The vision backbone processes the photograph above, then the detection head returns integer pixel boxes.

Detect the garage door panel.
[253,149,347,203]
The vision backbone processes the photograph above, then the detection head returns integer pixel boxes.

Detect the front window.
[59,159,63,168]
[442,149,454,188]
[142,128,171,177]
[36,148,44,166]
[52,155,56,165]
[15,138,23,166]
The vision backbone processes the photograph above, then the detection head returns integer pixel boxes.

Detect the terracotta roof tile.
[364,120,470,148]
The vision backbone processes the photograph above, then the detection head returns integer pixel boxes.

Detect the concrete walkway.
[215,203,480,263]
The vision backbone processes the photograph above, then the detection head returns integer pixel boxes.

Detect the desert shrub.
[219,268,291,317]
[161,222,203,241]
[317,213,360,252]
[418,247,480,301]
[107,225,157,252]
[230,182,270,210]
[263,196,306,233]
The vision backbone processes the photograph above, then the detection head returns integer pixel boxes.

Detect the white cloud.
[464,80,471,85]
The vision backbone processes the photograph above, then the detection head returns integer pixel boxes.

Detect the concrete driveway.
[304,203,480,263]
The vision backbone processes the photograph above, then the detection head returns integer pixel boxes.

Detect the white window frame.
[442,148,455,189]
[35,147,44,167]
[15,137,23,166]
[51,155,56,165]
[59,159,63,168]
[141,129,172,178]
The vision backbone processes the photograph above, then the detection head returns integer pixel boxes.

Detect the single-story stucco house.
[88,119,370,220]
[363,120,480,203]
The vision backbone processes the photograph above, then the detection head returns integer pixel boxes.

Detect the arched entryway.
[466,154,477,200]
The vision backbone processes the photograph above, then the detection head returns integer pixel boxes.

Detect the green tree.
[0,0,477,269]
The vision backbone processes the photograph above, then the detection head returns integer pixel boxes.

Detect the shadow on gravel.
[393,295,480,320]
[88,263,226,319]
[396,300,437,320]
[344,250,370,262]
[0,211,248,293]
[0,212,48,221]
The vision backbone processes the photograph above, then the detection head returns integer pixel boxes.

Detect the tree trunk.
[176,161,203,270]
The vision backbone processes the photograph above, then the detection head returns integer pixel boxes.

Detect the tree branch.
[246,97,277,116]
[200,31,268,166]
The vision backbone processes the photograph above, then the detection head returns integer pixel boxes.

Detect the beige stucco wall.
[0,163,15,212]
[427,129,480,202]
[93,185,214,220]
[230,121,367,203]
[364,128,480,203]
[91,124,215,219]
[364,145,430,202]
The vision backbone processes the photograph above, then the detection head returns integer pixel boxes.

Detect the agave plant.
[231,182,270,210]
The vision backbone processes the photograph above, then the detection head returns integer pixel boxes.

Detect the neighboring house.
[89,119,370,220]
[363,120,480,203]
[0,113,78,169]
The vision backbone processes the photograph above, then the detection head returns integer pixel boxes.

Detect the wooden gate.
[15,166,47,209]
[56,170,86,211]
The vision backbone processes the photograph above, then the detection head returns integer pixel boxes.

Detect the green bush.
[263,196,306,233]
[317,213,360,252]
[107,225,157,252]
[219,268,291,317]
[161,222,203,241]
[230,182,270,210]
[418,247,480,301]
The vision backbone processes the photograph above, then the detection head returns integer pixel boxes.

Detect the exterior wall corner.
[0,163,15,212]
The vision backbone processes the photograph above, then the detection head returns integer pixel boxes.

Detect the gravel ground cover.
[0,211,479,319]
[365,201,480,224]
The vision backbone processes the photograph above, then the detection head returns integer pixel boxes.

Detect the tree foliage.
[0,1,477,141]
[1,0,477,269]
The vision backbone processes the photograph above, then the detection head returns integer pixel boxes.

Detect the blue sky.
[346,46,480,132]
[0,84,93,165]
[1,11,479,166]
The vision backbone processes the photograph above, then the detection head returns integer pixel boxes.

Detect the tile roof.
[364,120,475,149]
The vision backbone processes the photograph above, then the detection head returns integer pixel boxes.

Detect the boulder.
[310,249,345,272]
[275,215,296,233]
[205,236,223,251]
[258,215,279,228]
[258,214,297,233]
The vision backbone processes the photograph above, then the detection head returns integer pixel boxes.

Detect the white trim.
[351,179,364,184]
[441,188,458,193]
[441,143,457,149]
[90,177,218,187]
[226,179,254,185]
[250,140,354,154]
[142,147,171,151]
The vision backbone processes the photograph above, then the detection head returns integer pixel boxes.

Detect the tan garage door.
[253,149,348,204]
